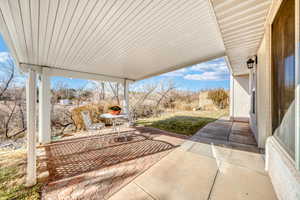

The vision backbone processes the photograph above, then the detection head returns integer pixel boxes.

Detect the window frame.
[295,0,300,170]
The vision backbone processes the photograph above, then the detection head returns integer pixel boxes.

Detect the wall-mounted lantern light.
[247,55,257,69]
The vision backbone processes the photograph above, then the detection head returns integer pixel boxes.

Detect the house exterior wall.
[230,74,250,121]
[249,68,258,141]
[266,137,300,200]
[248,0,300,199]
[251,30,273,148]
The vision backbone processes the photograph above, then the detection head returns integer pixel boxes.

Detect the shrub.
[131,104,163,119]
[207,89,229,109]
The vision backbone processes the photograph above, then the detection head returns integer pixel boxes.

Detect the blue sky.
[0,35,229,91]
[135,58,229,91]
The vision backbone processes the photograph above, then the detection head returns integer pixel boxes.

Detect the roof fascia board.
[20,63,134,84]
[224,55,234,75]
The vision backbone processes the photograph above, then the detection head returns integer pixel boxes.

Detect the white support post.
[26,69,37,187]
[295,0,300,170]
[123,79,132,125]
[39,68,51,144]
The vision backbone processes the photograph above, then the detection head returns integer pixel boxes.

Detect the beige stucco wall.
[246,0,283,149]
[266,137,300,200]
[228,0,299,198]
[257,32,300,199]
[254,0,300,199]
[231,75,250,120]
[254,29,273,148]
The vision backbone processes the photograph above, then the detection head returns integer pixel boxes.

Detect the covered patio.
[36,122,276,199]
[0,0,281,199]
[39,127,185,199]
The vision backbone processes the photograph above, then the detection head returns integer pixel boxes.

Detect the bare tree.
[89,81,106,102]
[4,100,17,137]
[2,88,26,138]
[54,81,69,91]
[0,53,27,139]
[50,80,78,135]
[51,80,70,103]
[132,83,157,108]
[155,80,176,108]
[109,82,121,104]
[74,85,87,106]
[51,108,75,135]
[130,82,158,119]
[0,54,15,99]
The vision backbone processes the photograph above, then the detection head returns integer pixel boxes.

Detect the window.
[271,0,295,158]
[252,90,255,114]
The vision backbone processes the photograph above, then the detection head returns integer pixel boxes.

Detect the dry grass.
[0,149,42,200]
[136,109,228,136]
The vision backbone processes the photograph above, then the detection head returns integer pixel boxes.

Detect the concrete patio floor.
[39,128,186,200]
[191,118,260,153]
[40,120,278,200]
[109,120,277,200]
[109,142,277,200]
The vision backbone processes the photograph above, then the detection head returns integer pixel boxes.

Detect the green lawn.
[136,110,228,136]
[0,149,42,200]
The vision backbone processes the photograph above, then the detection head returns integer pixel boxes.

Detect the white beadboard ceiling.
[212,0,272,75]
[0,0,271,81]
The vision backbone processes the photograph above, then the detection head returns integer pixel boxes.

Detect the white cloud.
[184,71,229,81]
[0,52,12,63]
[156,58,229,81]
[160,68,187,77]
[183,58,229,81]
[190,59,228,73]
[190,63,213,72]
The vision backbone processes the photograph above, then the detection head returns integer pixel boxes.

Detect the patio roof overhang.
[0,0,273,187]
[0,0,271,82]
